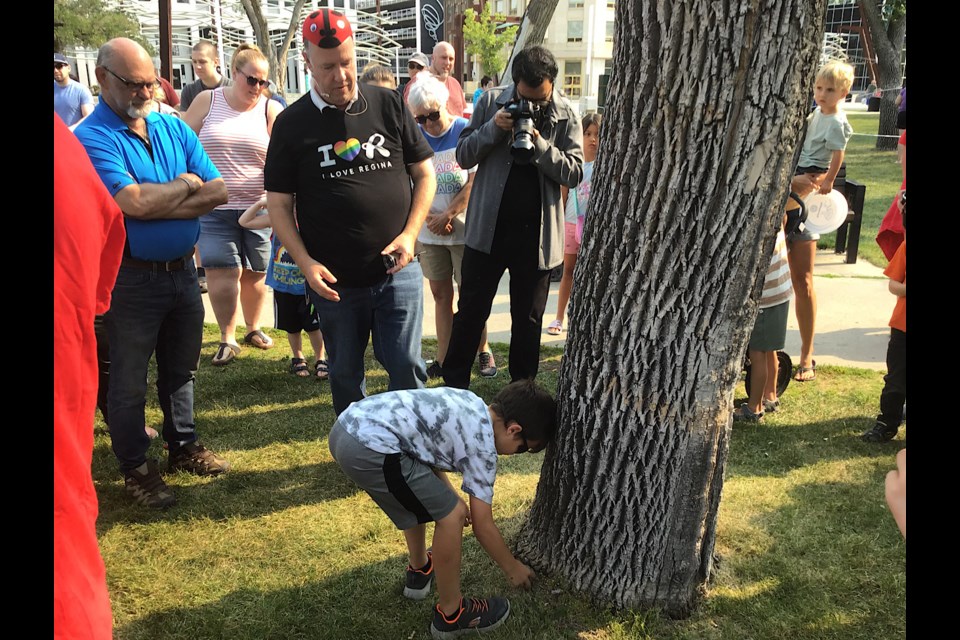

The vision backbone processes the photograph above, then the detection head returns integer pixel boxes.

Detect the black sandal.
[314,359,329,380]
[289,357,310,377]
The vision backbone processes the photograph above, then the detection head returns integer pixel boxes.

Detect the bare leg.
[287,332,304,361]
[787,239,817,378]
[402,524,430,570]
[763,351,779,403]
[747,348,767,415]
[430,278,455,363]
[305,329,325,361]
[554,253,577,324]
[239,269,269,334]
[477,325,491,355]
[432,501,467,616]
[206,267,242,345]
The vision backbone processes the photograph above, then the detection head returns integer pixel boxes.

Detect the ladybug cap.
[302,9,353,49]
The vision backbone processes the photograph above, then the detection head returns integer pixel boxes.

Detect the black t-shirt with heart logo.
[265,84,433,287]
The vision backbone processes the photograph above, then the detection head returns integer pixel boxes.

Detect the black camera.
[505,98,539,164]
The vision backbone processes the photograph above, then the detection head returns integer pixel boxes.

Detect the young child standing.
[239,197,328,378]
[734,228,793,421]
[328,380,557,638]
[786,60,855,383]
[547,113,602,336]
[862,192,906,442]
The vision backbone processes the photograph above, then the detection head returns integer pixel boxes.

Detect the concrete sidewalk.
[202,249,891,371]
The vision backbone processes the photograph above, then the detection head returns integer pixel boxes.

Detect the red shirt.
[54,114,126,639]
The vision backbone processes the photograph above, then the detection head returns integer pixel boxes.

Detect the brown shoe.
[125,460,177,508]
[168,442,231,476]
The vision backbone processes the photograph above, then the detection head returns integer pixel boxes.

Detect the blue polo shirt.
[75,101,221,261]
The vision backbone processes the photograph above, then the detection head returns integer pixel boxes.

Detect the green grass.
[94,327,905,639]
[816,112,903,268]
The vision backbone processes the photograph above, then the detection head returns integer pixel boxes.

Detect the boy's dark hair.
[480,75,493,86]
[490,379,558,452]
[511,45,558,87]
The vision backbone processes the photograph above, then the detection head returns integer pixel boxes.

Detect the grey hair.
[407,74,448,113]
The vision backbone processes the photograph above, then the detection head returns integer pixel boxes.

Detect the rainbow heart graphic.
[334,138,361,161]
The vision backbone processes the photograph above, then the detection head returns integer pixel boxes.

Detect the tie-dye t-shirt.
[337,388,499,504]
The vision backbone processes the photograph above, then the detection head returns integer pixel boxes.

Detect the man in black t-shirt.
[265,9,437,414]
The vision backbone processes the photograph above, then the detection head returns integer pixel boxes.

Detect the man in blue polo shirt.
[75,37,230,509]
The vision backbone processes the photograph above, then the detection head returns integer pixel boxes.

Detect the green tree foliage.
[462,5,518,81]
[54,0,151,54]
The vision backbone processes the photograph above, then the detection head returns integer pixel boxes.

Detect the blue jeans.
[309,262,427,415]
[105,261,205,473]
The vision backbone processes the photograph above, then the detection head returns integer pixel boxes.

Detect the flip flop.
[546,319,563,336]
[794,359,816,382]
[212,342,241,366]
[315,359,329,380]
[244,329,274,350]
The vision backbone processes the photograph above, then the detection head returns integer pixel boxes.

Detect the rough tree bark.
[858,1,906,151]
[240,0,307,96]
[515,0,827,616]
[502,0,560,82]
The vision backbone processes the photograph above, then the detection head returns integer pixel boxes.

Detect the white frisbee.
[802,190,849,234]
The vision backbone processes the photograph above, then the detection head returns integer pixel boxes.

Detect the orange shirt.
[884,242,906,332]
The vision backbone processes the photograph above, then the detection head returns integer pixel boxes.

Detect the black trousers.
[877,328,907,427]
[442,236,552,389]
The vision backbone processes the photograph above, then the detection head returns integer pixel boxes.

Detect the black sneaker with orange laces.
[430,596,511,639]
[403,551,433,600]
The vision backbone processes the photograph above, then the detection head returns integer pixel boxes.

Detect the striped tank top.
[760,230,793,309]
[198,88,270,210]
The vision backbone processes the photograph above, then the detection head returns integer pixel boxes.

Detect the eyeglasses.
[415,111,442,124]
[517,433,530,454]
[235,68,269,88]
[54,62,68,70]
[408,63,424,71]
[103,67,160,93]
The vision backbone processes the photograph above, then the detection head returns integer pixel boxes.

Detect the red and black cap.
[302,9,353,49]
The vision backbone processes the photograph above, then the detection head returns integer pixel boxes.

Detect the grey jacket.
[456,84,584,270]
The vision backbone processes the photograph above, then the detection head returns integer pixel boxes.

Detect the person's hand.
[818,183,834,195]
[302,258,340,302]
[426,212,454,236]
[790,173,821,198]
[460,499,472,527]
[885,448,906,538]
[506,560,536,589]
[381,232,416,275]
[494,108,514,132]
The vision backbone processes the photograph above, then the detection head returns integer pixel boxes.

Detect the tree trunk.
[503,0,560,83]
[858,1,906,151]
[515,0,826,617]
[240,0,307,96]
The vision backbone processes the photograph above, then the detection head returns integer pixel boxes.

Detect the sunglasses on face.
[415,111,442,124]
[54,62,68,70]
[408,63,424,71]
[516,433,530,454]
[103,67,160,93]
[236,68,269,88]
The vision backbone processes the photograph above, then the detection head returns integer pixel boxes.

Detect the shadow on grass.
[93,452,360,533]
[112,511,627,640]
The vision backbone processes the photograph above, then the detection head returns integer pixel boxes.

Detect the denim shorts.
[198,208,271,272]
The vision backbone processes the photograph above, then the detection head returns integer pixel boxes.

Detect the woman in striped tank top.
[185,43,285,365]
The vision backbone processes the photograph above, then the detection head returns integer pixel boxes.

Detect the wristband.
[179,176,197,193]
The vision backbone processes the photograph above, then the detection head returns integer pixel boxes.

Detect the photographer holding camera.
[441,45,583,389]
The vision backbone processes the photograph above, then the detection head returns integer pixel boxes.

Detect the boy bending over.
[328,380,557,638]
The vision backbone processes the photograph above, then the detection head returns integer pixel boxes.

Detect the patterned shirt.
[337,388,499,504]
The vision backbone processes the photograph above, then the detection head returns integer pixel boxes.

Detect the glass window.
[569,0,585,7]
[567,21,583,43]
[563,61,582,99]
[605,21,614,43]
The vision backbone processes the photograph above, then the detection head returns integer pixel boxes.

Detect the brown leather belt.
[121,248,195,272]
